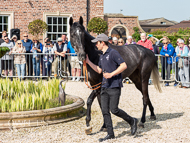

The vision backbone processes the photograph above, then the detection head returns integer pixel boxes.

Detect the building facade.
[0,0,142,42]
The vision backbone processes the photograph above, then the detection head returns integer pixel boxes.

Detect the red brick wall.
[0,0,104,41]
[105,16,142,37]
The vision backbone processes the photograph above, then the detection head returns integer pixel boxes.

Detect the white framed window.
[43,11,72,43]
[0,15,11,38]
[46,16,69,42]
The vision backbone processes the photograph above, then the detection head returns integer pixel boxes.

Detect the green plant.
[87,17,108,35]
[132,27,141,42]
[28,19,48,37]
[0,46,10,58]
[0,78,72,112]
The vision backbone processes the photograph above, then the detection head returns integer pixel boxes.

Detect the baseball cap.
[91,33,108,43]
[108,36,112,40]
[57,37,63,42]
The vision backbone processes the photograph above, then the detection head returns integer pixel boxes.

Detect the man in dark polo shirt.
[21,33,33,77]
[86,33,138,142]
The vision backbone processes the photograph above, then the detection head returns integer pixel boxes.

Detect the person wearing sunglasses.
[0,36,14,79]
[21,33,33,78]
[30,36,43,81]
[160,39,175,86]
[118,38,124,46]
[11,40,26,80]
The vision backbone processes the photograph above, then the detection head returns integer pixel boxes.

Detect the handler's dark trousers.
[101,87,134,136]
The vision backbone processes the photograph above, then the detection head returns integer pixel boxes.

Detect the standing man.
[21,33,33,77]
[137,33,153,51]
[53,37,68,77]
[86,33,138,142]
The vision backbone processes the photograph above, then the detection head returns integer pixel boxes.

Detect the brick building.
[0,0,142,42]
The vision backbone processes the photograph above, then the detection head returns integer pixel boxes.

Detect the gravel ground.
[0,81,190,143]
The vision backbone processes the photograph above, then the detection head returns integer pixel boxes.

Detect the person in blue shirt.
[176,40,189,88]
[21,33,33,77]
[85,33,138,142]
[160,39,175,86]
[67,41,81,81]
[30,36,43,81]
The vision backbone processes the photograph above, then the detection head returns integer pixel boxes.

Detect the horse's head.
[69,16,86,61]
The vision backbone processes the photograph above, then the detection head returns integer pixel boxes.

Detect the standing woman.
[160,39,175,86]
[11,40,26,80]
[176,40,189,88]
[30,36,43,81]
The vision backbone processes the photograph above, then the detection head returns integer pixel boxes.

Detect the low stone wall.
[0,95,85,130]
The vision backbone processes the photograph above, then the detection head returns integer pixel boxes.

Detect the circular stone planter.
[0,95,85,130]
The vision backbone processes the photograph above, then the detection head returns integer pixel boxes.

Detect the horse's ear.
[69,17,73,26]
[79,16,83,25]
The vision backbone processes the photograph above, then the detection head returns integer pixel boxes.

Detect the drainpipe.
[86,0,89,32]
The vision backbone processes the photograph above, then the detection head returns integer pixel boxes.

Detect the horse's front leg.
[85,90,98,134]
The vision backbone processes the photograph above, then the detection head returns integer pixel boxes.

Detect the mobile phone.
[46,43,50,45]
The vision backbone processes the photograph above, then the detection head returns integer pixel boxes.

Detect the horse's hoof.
[85,126,92,135]
[100,127,107,132]
[138,122,144,128]
[150,115,156,120]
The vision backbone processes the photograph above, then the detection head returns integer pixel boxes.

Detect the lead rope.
[83,60,102,90]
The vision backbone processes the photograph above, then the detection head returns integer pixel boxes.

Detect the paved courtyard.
[0,81,190,143]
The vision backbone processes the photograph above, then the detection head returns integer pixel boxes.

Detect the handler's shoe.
[99,134,115,142]
[130,118,138,135]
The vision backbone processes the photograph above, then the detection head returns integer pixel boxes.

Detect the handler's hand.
[103,72,113,79]
[165,54,169,57]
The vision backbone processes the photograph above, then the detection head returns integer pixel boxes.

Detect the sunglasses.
[118,42,123,43]
[24,36,28,37]
[18,43,22,45]
[163,43,168,44]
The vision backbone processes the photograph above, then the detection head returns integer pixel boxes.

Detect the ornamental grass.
[0,78,72,112]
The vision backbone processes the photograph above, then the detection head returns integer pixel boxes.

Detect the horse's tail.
[151,62,162,93]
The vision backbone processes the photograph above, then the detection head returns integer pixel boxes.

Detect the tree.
[28,19,48,37]
[87,17,108,35]
[132,27,141,42]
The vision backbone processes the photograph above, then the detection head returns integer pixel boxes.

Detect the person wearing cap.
[53,37,68,77]
[85,33,138,142]
[125,36,136,45]
[108,36,113,44]
[176,40,189,88]
[112,37,118,45]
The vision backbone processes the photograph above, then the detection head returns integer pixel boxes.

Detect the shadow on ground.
[114,112,184,138]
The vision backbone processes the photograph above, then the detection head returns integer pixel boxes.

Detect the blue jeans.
[15,64,26,79]
[44,61,52,76]
[32,57,40,78]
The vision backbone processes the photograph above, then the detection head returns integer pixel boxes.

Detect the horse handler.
[85,33,138,142]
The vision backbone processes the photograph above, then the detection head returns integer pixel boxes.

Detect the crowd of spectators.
[0,31,82,82]
[1,30,190,87]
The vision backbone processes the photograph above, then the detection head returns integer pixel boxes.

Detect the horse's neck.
[84,31,100,63]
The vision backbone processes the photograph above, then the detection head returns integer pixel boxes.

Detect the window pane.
[48,17,52,24]
[0,25,2,31]
[58,18,62,24]
[4,16,8,24]
[47,34,51,40]
[58,26,62,32]
[48,26,52,32]
[53,34,56,40]
[4,25,8,31]
[58,34,62,38]
[63,18,67,24]
[53,26,57,32]
[0,17,2,23]
[53,17,57,24]
[63,26,67,32]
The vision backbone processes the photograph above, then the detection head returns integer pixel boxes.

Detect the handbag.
[178,58,183,68]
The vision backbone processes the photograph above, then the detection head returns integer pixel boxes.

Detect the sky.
[104,0,190,22]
